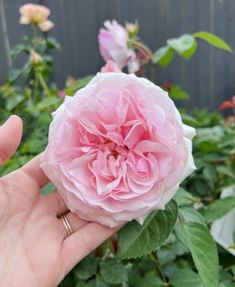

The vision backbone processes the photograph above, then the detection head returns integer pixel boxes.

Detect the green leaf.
[152,46,174,67]
[36,97,61,110]
[6,94,25,111]
[178,222,219,287]
[118,200,178,259]
[75,256,98,280]
[202,164,216,183]
[167,34,197,59]
[193,31,232,53]
[199,197,235,223]
[179,207,206,226]
[157,247,176,265]
[173,187,197,206]
[46,37,61,49]
[100,258,127,284]
[83,279,110,287]
[170,269,203,287]
[217,165,235,179]
[136,271,164,287]
[9,69,22,83]
[65,75,94,96]
[10,44,27,60]
[169,84,190,99]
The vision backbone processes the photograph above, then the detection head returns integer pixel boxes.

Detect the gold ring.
[60,214,73,237]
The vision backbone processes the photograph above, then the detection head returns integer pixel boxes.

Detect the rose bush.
[41,73,195,227]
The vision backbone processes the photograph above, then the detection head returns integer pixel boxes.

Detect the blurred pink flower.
[19,3,54,31]
[101,60,122,73]
[98,20,139,73]
[59,90,65,98]
[41,73,195,228]
[30,49,43,64]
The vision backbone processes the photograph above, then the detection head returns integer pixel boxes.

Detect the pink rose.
[30,49,43,64]
[98,20,139,73]
[101,60,122,73]
[41,73,195,228]
[19,4,54,31]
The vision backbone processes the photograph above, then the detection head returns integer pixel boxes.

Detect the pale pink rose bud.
[30,50,43,64]
[41,73,196,228]
[98,20,139,73]
[19,4,50,24]
[126,22,139,37]
[38,20,54,32]
[101,60,122,73]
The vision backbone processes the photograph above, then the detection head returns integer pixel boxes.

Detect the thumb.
[0,115,23,165]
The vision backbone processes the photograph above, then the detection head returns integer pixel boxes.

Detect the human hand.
[0,116,117,287]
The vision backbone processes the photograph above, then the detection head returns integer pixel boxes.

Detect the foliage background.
[1,0,235,110]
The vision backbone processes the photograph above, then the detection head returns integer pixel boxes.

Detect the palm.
[0,170,63,287]
[0,116,117,287]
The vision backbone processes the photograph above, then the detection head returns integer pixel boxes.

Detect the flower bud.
[126,21,139,37]
[30,50,43,64]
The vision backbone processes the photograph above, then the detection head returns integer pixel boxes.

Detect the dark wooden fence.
[1,0,235,110]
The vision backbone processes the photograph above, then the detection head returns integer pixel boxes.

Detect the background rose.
[19,3,54,31]
[41,73,195,228]
[98,20,139,73]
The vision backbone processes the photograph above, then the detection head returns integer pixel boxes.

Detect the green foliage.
[100,259,127,284]
[65,75,94,96]
[199,197,235,223]
[152,31,232,69]
[193,31,232,52]
[167,34,197,59]
[173,187,198,206]
[118,200,178,259]
[169,84,190,99]
[177,222,219,287]
[179,206,206,226]
[75,256,98,280]
[170,269,203,287]
[152,46,174,67]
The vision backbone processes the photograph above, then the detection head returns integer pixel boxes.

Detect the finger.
[45,191,69,216]
[0,115,23,165]
[61,222,119,272]
[20,154,49,188]
[59,212,88,239]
